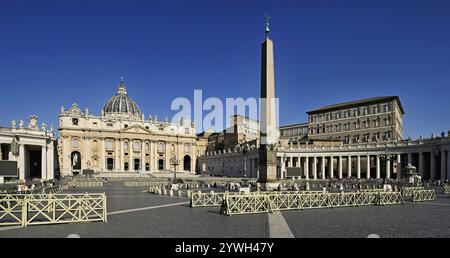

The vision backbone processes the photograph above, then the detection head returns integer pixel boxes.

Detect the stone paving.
[1,183,449,238]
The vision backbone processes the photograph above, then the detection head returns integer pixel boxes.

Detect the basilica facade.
[58,79,197,176]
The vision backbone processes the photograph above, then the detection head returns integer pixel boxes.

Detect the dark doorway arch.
[183,155,191,172]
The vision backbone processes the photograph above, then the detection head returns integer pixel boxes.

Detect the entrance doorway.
[107,158,114,171]
[29,150,41,179]
[158,159,164,171]
[134,159,140,171]
[183,155,191,172]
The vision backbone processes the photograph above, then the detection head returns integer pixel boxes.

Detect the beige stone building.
[307,96,404,144]
[58,79,197,176]
[0,115,55,182]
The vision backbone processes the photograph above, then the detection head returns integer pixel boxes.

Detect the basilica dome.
[103,79,142,118]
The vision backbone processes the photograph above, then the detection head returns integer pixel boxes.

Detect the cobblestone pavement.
[1,184,449,238]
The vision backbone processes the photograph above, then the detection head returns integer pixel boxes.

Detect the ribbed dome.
[103,79,142,118]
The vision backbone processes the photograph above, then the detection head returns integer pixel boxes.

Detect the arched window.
[124,141,129,150]
[145,142,150,151]
[124,162,129,171]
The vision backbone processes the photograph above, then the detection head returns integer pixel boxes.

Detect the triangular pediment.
[119,124,153,134]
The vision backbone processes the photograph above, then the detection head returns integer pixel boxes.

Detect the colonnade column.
[357,156,361,179]
[407,153,413,165]
[347,156,352,178]
[329,156,334,179]
[447,150,450,180]
[430,152,436,180]
[366,155,370,179]
[321,157,326,180]
[441,151,446,180]
[338,156,343,179]
[386,159,391,179]
[397,154,402,179]
[47,142,54,179]
[417,152,424,178]
[376,156,380,179]
[41,145,47,180]
[304,157,309,180]
[312,156,317,180]
[19,144,25,180]
[281,156,286,179]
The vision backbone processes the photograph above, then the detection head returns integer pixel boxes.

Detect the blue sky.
[1,0,449,138]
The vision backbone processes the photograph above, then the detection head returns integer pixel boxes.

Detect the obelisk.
[259,14,278,185]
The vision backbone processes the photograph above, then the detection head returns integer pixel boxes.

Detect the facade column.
[115,139,120,171]
[41,145,47,180]
[347,156,352,178]
[288,157,292,168]
[338,156,343,179]
[366,155,370,179]
[441,151,446,180]
[357,155,361,179]
[430,152,436,180]
[120,140,125,171]
[19,144,25,181]
[321,156,326,180]
[141,140,146,172]
[312,156,317,180]
[329,156,334,179]
[85,138,91,170]
[386,159,391,179]
[397,154,402,179]
[304,157,309,180]
[100,139,105,172]
[418,152,424,178]
[376,155,381,179]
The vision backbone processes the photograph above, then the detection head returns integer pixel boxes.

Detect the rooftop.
[307,96,405,115]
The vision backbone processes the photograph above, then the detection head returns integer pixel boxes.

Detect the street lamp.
[240,136,249,186]
[379,149,395,179]
[170,157,180,182]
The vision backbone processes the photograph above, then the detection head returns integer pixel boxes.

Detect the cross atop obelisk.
[265,13,270,39]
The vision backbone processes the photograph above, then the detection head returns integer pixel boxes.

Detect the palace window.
[158,142,165,152]
[375,116,381,127]
[105,139,114,150]
[385,116,391,126]
[72,138,80,148]
[133,141,141,151]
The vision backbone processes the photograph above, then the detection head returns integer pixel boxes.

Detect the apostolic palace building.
[57,79,197,176]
